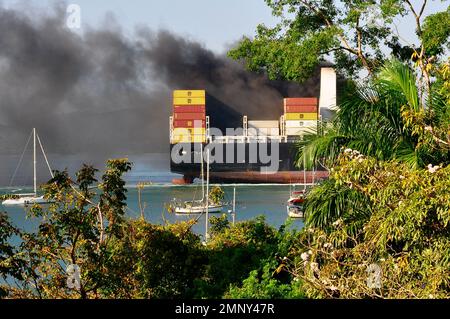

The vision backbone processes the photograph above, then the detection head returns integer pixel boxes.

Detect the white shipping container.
[285,120,317,128]
[248,120,280,129]
[248,127,280,136]
[286,127,317,136]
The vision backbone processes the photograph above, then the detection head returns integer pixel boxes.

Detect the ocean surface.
[0,183,306,239]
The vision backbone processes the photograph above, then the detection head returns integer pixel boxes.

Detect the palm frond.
[295,124,348,169]
[304,179,371,235]
[377,59,420,112]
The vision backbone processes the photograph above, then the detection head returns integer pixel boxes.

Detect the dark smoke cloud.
[0,2,321,185]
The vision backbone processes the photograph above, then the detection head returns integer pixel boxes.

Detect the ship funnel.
[319,67,337,121]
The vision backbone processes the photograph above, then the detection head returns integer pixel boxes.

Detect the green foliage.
[0,212,26,297]
[227,260,304,299]
[1,167,307,299]
[288,153,450,298]
[229,23,338,82]
[298,60,450,170]
[2,153,449,299]
[0,194,19,201]
[226,223,306,299]
[209,214,230,236]
[194,216,280,298]
[1,159,132,299]
[209,186,225,205]
[421,6,450,57]
[100,219,207,299]
[229,1,449,81]
[434,58,450,105]
[304,176,371,235]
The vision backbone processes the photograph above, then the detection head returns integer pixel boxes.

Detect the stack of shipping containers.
[172,90,206,143]
[283,97,319,136]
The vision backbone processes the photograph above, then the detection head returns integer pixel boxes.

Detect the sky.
[0,0,278,53]
[1,0,446,54]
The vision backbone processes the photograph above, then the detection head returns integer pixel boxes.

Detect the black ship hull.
[170,142,328,184]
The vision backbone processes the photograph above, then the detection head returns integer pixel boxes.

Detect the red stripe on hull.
[174,171,329,184]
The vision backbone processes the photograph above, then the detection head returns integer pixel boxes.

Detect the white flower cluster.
[301,250,313,262]
[332,219,343,228]
[343,148,365,162]
[310,262,319,273]
[427,164,441,173]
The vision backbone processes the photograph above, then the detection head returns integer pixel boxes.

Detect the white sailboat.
[2,128,54,206]
[174,145,224,215]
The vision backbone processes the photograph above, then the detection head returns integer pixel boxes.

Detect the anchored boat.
[172,145,225,215]
[2,128,54,206]
[287,190,305,219]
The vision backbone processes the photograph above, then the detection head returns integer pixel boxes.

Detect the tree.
[0,213,27,298]
[229,0,449,83]
[100,219,207,299]
[195,216,280,298]
[285,152,450,298]
[209,186,225,205]
[298,59,449,170]
[5,159,132,299]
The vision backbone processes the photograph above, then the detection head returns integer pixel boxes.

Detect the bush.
[287,152,450,298]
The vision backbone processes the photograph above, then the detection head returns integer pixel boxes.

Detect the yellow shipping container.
[173,97,206,105]
[284,113,318,120]
[173,128,206,135]
[173,90,206,98]
[171,134,206,143]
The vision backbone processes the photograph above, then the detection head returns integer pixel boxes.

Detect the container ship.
[169,67,337,184]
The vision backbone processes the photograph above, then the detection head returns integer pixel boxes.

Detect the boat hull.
[175,205,224,215]
[170,142,328,184]
[287,205,304,219]
[2,196,48,206]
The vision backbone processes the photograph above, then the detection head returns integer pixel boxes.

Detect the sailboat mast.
[205,149,210,242]
[232,186,236,226]
[201,143,204,201]
[303,152,307,191]
[33,128,37,195]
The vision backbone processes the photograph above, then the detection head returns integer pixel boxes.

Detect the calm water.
[0,184,305,239]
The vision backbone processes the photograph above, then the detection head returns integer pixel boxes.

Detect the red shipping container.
[285,105,318,113]
[284,98,318,107]
[173,112,206,120]
[173,120,206,128]
[173,105,206,113]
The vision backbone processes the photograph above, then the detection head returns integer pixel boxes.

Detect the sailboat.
[2,128,54,206]
[173,146,224,215]
[286,153,310,219]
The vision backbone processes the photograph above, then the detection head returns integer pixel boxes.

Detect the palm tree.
[299,59,449,231]
[297,59,449,170]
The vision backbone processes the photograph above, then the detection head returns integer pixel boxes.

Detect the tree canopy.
[229,0,450,83]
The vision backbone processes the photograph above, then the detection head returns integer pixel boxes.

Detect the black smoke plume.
[0,3,321,185]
